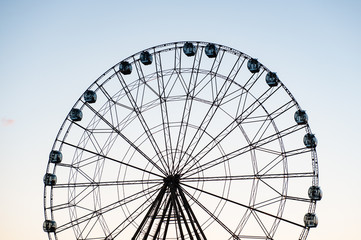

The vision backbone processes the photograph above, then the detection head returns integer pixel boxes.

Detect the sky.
[0,0,361,239]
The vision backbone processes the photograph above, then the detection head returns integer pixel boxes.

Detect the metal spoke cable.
[59,140,164,178]
[181,182,304,228]
[177,56,245,173]
[113,68,170,174]
[181,85,282,177]
[182,123,305,179]
[56,183,162,233]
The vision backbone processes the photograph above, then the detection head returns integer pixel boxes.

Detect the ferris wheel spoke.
[172,49,225,171]
[177,56,245,174]
[91,188,159,239]
[56,183,162,234]
[172,77,197,173]
[151,51,200,172]
[181,172,314,184]
[172,46,210,172]
[181,182,304,228]
[184,84,281,176]
[188,117,304,179]
[181,85,282,177]
[182,120,304,179]
[76,101,167,175]
[53,179,163,188]
[59,140,164,178]
[172,77,212,173]
[153,51,174,172]
[113,68,170,174]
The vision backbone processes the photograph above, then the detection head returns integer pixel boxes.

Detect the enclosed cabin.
[43,173,57,186]
[205,43,218,58]
[303,133,317,148]
[183,42,197,57]
[49,150,62,164]
[265,72,279,87]
[43,220,57,232]
[140,51,153,65]
[69,108,83,121]
[304,213,318,228]
[294,110,308,125]
[308,186,323,201]
[247,58,261,73]
[119,61,132,75]
[83,90,97,104]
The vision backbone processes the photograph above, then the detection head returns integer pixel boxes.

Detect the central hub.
[163,174,180,188]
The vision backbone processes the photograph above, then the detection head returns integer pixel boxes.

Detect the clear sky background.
[0,0,360,239]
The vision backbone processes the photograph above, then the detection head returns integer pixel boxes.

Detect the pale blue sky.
[0,1,360,239]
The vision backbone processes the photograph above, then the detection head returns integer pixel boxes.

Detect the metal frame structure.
[43,41,320,240]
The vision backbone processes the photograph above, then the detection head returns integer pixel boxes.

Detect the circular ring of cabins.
[43,41,321,240]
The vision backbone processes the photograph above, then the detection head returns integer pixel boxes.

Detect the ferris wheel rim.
[43,41,320,240]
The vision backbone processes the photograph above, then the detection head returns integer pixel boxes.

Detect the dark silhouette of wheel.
[43,41,321,240]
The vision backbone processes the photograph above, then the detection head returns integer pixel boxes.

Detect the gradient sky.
[1,1,360,239]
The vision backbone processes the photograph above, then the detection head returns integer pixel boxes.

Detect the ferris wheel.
[43,41,322,240]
